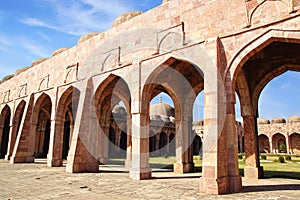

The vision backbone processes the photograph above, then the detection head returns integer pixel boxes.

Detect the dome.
[15,67,30,76]
[31,58,48,67]
[77,32,100,45]
[271,117,286,124]
[112,105,127,116]
[150,102,174,121]
[112,11,143,27]
[258,118,270,124]
[51,48,69,57]
[288,115,300,123]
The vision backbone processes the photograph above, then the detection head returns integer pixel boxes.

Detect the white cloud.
[19,0,135,36]
[17,37,51,58]
[37,32,51,41]
[0,32,13,46]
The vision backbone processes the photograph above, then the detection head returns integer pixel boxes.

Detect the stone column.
[174,116,194,173]
[66,80,99,173]
[47,100,63,167]
[10,96,35,163]
[286,133,291,154]
[269,138,273,154]
[98,124,109,164]
[125,115,132,169]
[4,122,13,160]
[199,37,242,194]
[243,116,263,179]
[225,98,242,192]
[129,112,151,180]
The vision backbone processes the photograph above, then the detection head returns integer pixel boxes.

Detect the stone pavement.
[0,160,299,200]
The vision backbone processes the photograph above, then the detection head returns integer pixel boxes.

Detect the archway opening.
[258,134,270,153]
[148,92,176,169]
[33,95,52,159]
[142,57,204,174]
[0,106,11,159]
[234,40,300,179]
[290,133,300,154]
[94,75,131,169]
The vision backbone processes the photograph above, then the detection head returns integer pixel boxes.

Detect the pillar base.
[47,158,63,167]
[228,175,242,193]
[199,176,229,195]
[10,156,34,164]
[4,154,11,161]
[244,166,264,179]
[66,162,99,173]
[98,157,109,165]
[174,162,194,173]
[130,168,152,180]
[125,160,132,169]
[199,175,242,194]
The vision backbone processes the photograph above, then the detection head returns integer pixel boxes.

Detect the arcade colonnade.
[0,0,299,195]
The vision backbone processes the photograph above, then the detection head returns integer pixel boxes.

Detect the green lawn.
[108,155,300,179]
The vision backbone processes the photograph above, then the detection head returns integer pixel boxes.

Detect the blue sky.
[1,0,299,121]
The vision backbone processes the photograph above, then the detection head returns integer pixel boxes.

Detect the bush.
[279,156,285,163]
[260,155,267,160]
[285,155,292,161]
[238,154,243,159]
[279,144,287,153]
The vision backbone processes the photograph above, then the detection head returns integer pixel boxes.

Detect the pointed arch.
[0,105,11,158]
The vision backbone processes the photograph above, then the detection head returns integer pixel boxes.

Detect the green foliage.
[260,155,267,160]
[285,155,292,161]
[279,144,287,153]
[238,154,243,159]
[279,156,285,163]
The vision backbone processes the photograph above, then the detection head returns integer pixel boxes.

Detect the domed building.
[258,117,300,155]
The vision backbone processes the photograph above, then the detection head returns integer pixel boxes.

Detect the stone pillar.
[286,134,291,154]
[225,101,242,192]
[66,80,99,173]
[10,96,35,163]
[47,119,63,167]
[125,115,132,169]
[174,116,194,173]
[4,123,13,160]
[129,113,151,180]
[199,37,242,194]
[243,116,263,179]
[98,124,109,164]
[269,138,273,154]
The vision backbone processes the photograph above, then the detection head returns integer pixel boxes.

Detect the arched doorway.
[290,133,300,154]
[272,133,287,153]
[0,106,11,159]
[232,37,300,178]
[33,94,52,159]
[141,57,204,175]
[258,134,270,153]
[94,75,131,166]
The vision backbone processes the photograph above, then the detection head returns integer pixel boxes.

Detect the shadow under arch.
[31,93,52,159]
[6,100,26,160]
[0,105,11,159]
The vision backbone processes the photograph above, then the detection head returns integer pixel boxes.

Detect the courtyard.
[0,159,299,200]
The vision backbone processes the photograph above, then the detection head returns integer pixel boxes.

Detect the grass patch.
[108,155,300,179]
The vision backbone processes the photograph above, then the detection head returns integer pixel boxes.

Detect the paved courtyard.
[0,160,299,200]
